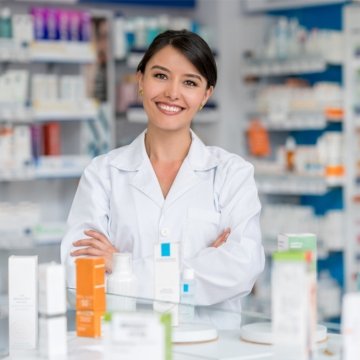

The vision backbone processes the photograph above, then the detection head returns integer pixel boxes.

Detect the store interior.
[1,0,360,359]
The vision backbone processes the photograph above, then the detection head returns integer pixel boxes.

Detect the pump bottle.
[107,253,137,312]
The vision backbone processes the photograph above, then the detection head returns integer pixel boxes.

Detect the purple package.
[58,9,70,41]
[30,124,42,164]
[31,7,46,41]
[69,11,81,41]
[80,11,91,42]
[45,8,59,41]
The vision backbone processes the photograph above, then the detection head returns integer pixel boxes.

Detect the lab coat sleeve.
[60,156,111,288]
[183,158,265,306]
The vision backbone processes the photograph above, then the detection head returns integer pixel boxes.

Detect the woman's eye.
[184,80,197,87]
[154,73,167,80]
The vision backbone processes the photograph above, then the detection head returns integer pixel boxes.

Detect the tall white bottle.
[107,253,137,312]
[179,268,195,324]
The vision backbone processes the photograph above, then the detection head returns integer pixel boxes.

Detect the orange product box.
[76,310,103,338]
[76,257,106,312]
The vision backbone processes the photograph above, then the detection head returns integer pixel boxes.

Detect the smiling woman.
[61,30,264,329]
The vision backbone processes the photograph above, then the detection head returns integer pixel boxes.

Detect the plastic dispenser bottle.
[179,268,195,323]
[107,253,137,312]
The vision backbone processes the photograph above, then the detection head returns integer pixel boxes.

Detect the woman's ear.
[202,85,214,106]
[136,71,144,91]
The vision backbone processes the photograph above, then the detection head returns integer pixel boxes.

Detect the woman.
[61,30,264,328]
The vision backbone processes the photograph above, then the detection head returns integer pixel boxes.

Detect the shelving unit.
[0,3,115,254]
[343,4,360,292]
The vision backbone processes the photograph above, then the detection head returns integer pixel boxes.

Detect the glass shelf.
[244,55,326,77]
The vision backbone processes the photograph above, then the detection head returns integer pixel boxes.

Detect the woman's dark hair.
[137,30,217,89]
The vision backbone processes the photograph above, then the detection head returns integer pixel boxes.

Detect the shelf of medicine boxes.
[0,100,99,124]
[254,170,344,195]
[243,55,330,77]
[0,40,95,64]
[127,103,219,124]
[0,155,92,182]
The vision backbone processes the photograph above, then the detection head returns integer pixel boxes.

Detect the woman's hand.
[210,228,231,248]
[71,230,118,273]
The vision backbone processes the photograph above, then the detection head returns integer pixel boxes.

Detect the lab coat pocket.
[184,208,220,259]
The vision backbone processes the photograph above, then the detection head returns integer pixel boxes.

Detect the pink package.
[58,9,70,41]
[69,11,81,41]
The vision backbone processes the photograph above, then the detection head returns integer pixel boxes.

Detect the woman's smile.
[156,101,185,115]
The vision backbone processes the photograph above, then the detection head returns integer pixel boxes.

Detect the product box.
[105,312,172,360]
[43,122,61,156]
[31,7,46,41]
[39,316,67,357]
[153,242,180,326]
[272,251,315,360]
[342,292,360,360]
[277,232,317,352]
[278,233,317,268]
[38,263,66,316]
[8,256,38,352]
[76,257,106,312]
[76,310,103,338]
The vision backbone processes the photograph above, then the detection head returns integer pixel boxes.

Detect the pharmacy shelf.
[126,50,145,68]
[243,0,346,12]
[0,41,96,64]
[127,105,219,124]
[255,172,343,195]
[0,102,98,123]
[0,156,91,182]
[244,56,327,77]
[249,111,326,130]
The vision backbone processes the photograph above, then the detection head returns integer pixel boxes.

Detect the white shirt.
[61,130,265,329]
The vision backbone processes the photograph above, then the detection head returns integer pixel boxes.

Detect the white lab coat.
[61,130,265,329]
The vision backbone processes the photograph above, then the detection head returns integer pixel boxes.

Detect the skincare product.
[0,8,12,39]
[105,312,172,360]
[272,251,314,360]
[8,256,38,353]
[179,268,195,323]
[107,252,137,312]
[154,242,180,326]
[76,257,105,337]
[278,233,317,353]
[342,293,360,360]
[38,263,67,358]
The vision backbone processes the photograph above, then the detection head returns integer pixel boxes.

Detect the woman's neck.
[145,128,192,163]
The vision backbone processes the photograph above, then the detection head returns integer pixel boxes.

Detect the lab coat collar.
[110,129,219,172]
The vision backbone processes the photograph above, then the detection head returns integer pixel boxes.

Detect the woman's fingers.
[70,229,118,273]
[211,228,231,248]
[73,238,106,250]
[70,246,104,257]
[83,230,110,244]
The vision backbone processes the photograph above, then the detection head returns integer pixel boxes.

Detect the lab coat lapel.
[130,158,164,208]
[165,130,219,207]
[165,159,202,207]
[110,130,164,208]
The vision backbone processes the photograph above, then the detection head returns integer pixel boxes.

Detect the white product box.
[153,242,180,326]
[8,255,38,352]
[272,251,313,360]
[38,263,66,316]
[39,316,67,358]
[342,293,360,360]
[105,312,171,360]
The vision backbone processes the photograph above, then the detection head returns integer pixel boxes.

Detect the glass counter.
[0,288,342,359]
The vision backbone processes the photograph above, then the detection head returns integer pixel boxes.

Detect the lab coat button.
[160,227,169,236]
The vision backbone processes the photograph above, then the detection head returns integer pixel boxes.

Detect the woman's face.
[137,45,213,133]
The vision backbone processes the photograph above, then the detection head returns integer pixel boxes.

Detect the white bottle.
[107,253,137,312]
[179,268,195,324]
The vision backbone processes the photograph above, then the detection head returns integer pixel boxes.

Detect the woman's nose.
[164,81,180,100]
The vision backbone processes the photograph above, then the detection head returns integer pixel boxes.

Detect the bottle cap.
[183,268,195,280]
[112,252,132,274]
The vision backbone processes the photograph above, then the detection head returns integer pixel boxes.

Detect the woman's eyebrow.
[150,65,203,82]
